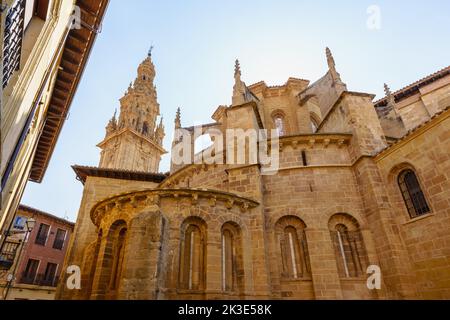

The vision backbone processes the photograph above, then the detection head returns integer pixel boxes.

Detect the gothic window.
[329,214,368,278]
[179,218,206,290]
[221,222,244,292]
[276,216,311,279]
[398,169,430,218]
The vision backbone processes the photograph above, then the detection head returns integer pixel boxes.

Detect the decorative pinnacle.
[234,59,241,77]
[384,83,392,97]
[113,108,117,120]
[326,47,335,69]
[175,107,181,128]
[384,83,397,107]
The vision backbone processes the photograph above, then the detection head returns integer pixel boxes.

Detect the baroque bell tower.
[97,51,166,172]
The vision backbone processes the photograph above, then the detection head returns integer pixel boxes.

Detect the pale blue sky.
[22,0,450,221]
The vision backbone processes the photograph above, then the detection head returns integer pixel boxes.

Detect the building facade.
[57,50,450,300]
[0,0,108,259]
[0,205,74,300]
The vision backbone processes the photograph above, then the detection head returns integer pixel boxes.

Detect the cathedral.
[56,49,450,300]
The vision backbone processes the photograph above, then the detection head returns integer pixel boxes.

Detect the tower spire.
[98,50,166,173]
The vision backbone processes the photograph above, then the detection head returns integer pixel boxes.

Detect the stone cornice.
[90,188,260,226]
[277,133,352,151]
[159,163,217,188]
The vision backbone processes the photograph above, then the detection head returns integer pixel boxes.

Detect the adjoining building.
[1,205,74,300]
[57,49,450,300]
[0,0,109,260]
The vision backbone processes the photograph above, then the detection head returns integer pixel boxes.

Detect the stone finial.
[384,83,392,97]
[174,107,181,129]
[234,59,241,79]
[232,59,246,106]
[105,109,118,136]
[384,83,396,106]
[326,47,335,69]
[155,116,165,144]
[325,47,346,90]
[384,83,400,118]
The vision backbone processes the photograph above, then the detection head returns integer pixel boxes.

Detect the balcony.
[20,273,59,287]
[2,0,25,89]
[0,241,20,270]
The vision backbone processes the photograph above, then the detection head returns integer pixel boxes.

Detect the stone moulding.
[277,133,352,151]
[90,188,260,226]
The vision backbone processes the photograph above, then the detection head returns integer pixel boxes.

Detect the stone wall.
[375,109,450,299]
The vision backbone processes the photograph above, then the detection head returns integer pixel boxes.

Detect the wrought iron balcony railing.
[2,0,25,89]
[0,240,20,270]
[20,272,59,287]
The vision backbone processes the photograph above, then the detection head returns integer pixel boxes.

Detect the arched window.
[93,220,127,299]
[329,214,368,278]
[179,218,206,290]
[398,169,430,218]
[110,227,127,290]
[221,222,244,293]
[274,115,285,137]
[222,229,234,291]
[275,216,311,279]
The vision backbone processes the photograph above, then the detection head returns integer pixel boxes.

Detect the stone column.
[205,229,222,299]
[305,228,343,299]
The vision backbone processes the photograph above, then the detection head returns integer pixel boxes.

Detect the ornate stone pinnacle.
[175,107,181,128]
[234,59,241,77]
[384,83,392,97]
[384,83,399,118]
[326,47,335,69]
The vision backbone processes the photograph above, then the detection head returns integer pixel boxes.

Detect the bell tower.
[97,51,166,173]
